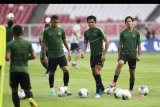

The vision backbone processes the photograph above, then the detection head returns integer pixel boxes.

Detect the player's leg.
[20,72,38,107]
[10,72,20,107]
[128,57,136,94]
[48,57,58,96]
[71,43,78,68]
[72,44,81,68]
[94,54,105,98]
[59,55,72,95]
[40,51,48,76]
[109,55,126,88]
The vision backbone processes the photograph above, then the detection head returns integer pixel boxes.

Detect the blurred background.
[1,4,160,53]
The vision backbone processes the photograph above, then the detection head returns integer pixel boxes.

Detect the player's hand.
[81,52,85,58]
[68,52,71,62]
[136,56,141,61]
[101,54,106,62]
[42,56,48,63]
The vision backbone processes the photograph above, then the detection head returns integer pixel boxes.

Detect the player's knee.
[62,66,69,73]
[118,60,125,65]
[129,68,135,72]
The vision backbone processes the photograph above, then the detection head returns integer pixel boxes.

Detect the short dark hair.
[13,25,23,36]
[125,16,134,23]
[7,20,13,28]
[87,15,96,22]
[44,23,50,28]
[51,15,59,20]
[76,19,81,23]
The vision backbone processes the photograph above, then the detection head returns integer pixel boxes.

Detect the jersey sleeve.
[119,32,123,45]
[61,28,66,40]
[98,27,106,40]
[43,30,48,45]
[137,30,142,44]
[39,31,44,41]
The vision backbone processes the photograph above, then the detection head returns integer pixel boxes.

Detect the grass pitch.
[2,52,160,107]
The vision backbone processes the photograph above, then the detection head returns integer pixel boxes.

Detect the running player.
[69,19,82,68]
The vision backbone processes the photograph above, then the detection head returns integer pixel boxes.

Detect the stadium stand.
[0,4,37,24]
[33,4,159,38]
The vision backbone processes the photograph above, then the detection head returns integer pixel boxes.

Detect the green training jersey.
[6,38,34,73]
[6,26,13,43]
[84,27,106,56]
[43,27,66,58]
[119,28,142,58]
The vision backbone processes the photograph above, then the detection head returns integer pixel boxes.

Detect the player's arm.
[28,42,36,60]
[99,28,110,62]
[5,52,10,61]
[62,29,71,61]
[41,30,47,60]
[81,31,88,58]
[137,31,142,61]
[5,43,11,61]
[63,39,71,61]
[28,52,36,60]
[101,36,109,62]
[118,33,123,60]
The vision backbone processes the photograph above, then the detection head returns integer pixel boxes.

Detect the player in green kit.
[6,25,38,107]
[106,16,142,94]
[41,15,72,96]
[6,19,14,43]
[39,22,50,77]
[81,15,110,98]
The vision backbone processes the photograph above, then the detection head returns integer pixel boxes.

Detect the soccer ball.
[104,86,115,94]
[138,85,149,96]
[18,89,26,99]
[45,17,51,23]
[122,89,132,100]
[57,87,67,97]
[7,13,14,20]
[114,88,123,99]
[78,88,89,98]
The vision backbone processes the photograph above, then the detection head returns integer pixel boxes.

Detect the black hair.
[13,25,23,36]
[87,15,96,22]
[44,23,50,28]
[76,19,81,23]
[51,15,59,20]
[125,16,134,23]
[7,20,13,28]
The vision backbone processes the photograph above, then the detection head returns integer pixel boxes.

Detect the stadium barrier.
[32,39,160,54]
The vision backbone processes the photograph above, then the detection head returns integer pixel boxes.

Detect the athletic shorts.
[70,43,80,51]
[90,54,104,68]
[119,54,137,70]
[48,55,67,71]
[10,72,31,90]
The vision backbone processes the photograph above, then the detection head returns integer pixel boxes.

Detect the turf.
[2,52,160,107]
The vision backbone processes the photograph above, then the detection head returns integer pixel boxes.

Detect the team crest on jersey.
[58,32,62,35]
[132,34,135,37]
